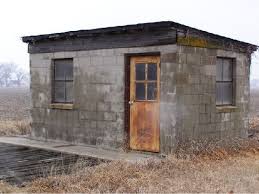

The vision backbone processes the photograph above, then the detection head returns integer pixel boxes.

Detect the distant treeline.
[0,63,29,87]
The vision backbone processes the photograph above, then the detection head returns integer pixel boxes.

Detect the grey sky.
[0,0,258,78]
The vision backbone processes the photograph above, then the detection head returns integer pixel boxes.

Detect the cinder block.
[111,102,124,113]
[189,75,200,84]
[103,112,117,121]
[175,73,189,85]
[97,102,111,111]
[76,50,90,57]
[90,56,103,66]
[53,52,65,58]
[203,65,216,76]
[116,56,125,65]
[179,45,195,54]
[178,53,187,64]
[103,56,117,66]
[104,91,124,102]
[113,48,129,56]
[187,53,201,65]
[199,113,210,124]
[79,102,97,111]
[222,113,231,122]
[199,104,206,114]
[77,57,91,68]
[217,50,236,58]
[219,122,227,131]
[30,57,51,68]
[161,53,177,63]
[98,49,115,57]
[184,95,200,105]
[79,111,97,120]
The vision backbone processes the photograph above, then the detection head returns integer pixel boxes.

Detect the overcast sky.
[0,0,258,78]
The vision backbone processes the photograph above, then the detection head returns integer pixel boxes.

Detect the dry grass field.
[0,88,259,193]
[1,139,259,193]
[250,89,259,136]
[0,87,31,136]
[250,89,259,117]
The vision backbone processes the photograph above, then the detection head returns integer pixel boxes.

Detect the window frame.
[216,57,235,106]
[52,58,74,104]
[135,62,158,102]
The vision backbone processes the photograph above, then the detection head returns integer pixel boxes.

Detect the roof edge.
[22,21,258,51]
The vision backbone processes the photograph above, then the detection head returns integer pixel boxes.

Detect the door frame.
[124,52,161,152]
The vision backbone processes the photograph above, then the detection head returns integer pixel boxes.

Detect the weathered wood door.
[129,56,160,152]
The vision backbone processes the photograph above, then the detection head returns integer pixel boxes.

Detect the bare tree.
[0,63,15,87]
[15,68,29,86]
[0,63,29,87]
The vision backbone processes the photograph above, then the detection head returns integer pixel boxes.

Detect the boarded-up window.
[216,58,234,106]
[53,59,73,103]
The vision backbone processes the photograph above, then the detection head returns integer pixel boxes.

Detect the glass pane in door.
[135,83,145,100]
[135,63,145,80]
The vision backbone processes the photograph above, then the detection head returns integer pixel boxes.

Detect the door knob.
[129,101,134,105]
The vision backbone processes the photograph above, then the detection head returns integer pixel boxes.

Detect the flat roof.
[22,21,258,51]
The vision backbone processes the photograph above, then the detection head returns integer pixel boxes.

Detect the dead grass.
[1,88,259,192]
[250,116,259,130]
[18,154,259,192]
[175,137,259,159]
[0,87,31,136]
[0,120,31,136]
[0,181,19,193]
[250,89,259,116]
[0,87,30,121]
[1,138,259,193]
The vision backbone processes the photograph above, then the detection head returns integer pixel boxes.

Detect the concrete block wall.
[29,43,250,153]
[30,45,178,152]
[160,52,178,153]
[176,46,250,141]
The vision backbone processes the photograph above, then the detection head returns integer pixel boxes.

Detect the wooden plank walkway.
[0,143,103,185]
[0,137,156,162]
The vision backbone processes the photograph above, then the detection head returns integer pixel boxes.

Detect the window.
[135,63,158,101]
[53,59,73,103]
[216,57,234,106]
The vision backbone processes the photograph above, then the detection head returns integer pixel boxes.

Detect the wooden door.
[129,56,160,152]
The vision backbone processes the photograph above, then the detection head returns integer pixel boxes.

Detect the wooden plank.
[0,143,103,186]
[28,30,177,53]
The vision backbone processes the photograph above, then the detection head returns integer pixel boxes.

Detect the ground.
[0,87,259,193]
[0,87,31,136]
[1,143,259,193]
[250,89,259,117]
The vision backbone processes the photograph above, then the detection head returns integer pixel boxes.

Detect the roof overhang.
[22,21,258,53]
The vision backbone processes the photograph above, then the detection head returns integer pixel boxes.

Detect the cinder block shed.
[22,21,258,154]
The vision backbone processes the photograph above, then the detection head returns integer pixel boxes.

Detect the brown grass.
[0,87,31,136]
[1,88,259,192]
[0,181,19,193]
[0,120,31,136]
[250,88,259,117]
[250,116,259,130]
[1,138,259,193]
